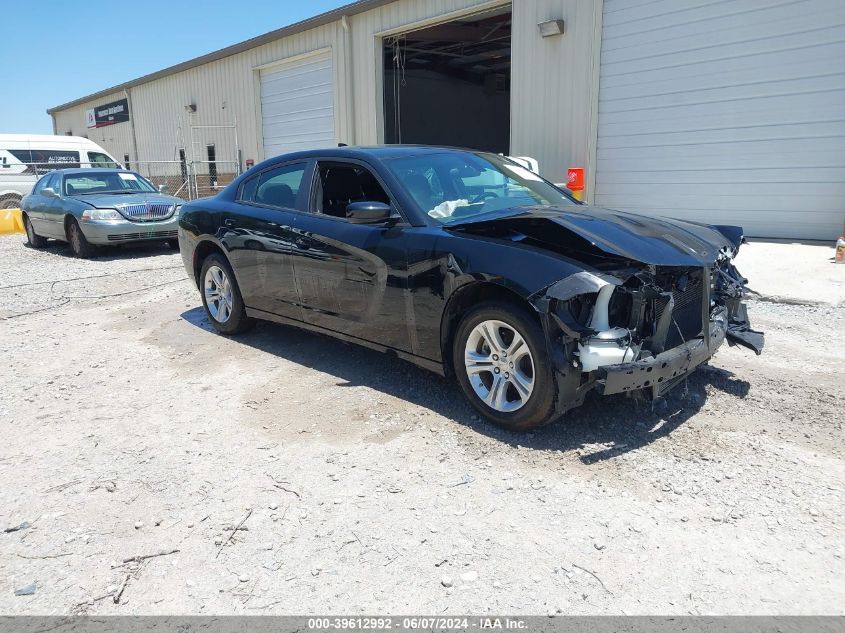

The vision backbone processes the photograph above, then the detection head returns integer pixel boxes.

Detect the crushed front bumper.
[596,310,728,399]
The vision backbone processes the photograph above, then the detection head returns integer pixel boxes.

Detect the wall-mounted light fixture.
[538,19,565,38]
[185,103,197,113]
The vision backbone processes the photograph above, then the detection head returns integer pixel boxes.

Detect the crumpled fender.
[532,271,624,303]
[528,270,624,340]
[708,224,745,252]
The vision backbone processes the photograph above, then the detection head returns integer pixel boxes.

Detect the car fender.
[432,231,601,370]
[437,231,594,302]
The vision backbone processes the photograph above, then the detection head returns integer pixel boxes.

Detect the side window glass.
[238,175,259,202]
[8,149,33,164]
[29,149,80,170]
[33,175,50,194]
[316,163,391,219]
[253,163,307,208]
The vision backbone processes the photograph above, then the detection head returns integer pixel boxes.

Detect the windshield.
[63,171,157,195]
[87,151,121,168]
[384,151,576,223]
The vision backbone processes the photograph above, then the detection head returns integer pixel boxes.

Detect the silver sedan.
[21,168,183,258]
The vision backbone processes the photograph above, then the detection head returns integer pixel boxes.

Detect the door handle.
[223,218,236,228]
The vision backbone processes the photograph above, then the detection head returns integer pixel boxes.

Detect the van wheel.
[0,195,21,210]
[67,218,97,258]
[23,214,48,248]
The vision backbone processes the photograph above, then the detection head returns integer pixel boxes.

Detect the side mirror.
[158,184,168,193]
[346,201,393,224]
[43,187,57,198]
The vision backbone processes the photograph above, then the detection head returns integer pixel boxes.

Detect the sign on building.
[86,98,130,128]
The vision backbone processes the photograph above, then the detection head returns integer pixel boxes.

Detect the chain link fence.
[0,160,242,206]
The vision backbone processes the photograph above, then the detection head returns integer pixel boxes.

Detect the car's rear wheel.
[67,218,97,258]
[453,301,557,430]
[200,253,254,335]
[23,214,47,248]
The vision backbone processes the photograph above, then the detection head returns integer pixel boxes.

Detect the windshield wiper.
[444,207,532,227]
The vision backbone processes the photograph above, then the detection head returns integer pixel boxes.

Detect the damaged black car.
[179,146,764,430]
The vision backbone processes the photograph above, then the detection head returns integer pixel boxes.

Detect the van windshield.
[64,172,157,195]
[88,151,120,168]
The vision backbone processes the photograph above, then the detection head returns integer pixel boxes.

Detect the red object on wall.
[567,167,585,191]
[245,159,255,168]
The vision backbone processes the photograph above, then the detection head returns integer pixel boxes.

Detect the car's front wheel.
[453,301,557,430]
[200,253,254,335]
[23,214,47,248]
[67,218,97,258]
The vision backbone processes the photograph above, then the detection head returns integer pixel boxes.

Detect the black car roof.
[271,145,489,163]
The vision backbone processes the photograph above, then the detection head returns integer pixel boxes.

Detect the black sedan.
[178,146,763,430]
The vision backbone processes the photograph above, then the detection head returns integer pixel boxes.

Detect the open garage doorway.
[382,6,511,153]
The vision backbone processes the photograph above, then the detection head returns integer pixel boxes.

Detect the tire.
[66,217,97,258]
[0,195,22,210]
[166,239,180,250]
[23,214,48,248]
[452,301,557,431]
[199,252,254,335]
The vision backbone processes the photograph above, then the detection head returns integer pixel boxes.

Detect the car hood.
[446,205,742,267]
[70,193,183,209]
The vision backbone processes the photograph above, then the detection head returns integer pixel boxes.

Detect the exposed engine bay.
[446,205,765,416]
[527,241,764,415]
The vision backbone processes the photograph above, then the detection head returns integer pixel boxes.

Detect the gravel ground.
[0,234,842,615]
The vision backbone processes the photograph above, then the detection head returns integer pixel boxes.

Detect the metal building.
[48,0,845,240]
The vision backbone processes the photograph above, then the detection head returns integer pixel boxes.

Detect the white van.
[0,134,121,208]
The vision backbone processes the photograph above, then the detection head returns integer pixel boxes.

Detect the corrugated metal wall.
[594,0,845,240]
[511,0,602,184]
[52,20,345,169]
[50,0,600,187]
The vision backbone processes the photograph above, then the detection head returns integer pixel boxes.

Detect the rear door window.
[32,174,51,194]
[237,175,259,202]
[252,163,307,209]
[45,173,61,194]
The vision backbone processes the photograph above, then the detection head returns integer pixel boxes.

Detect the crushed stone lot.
[0,235,842,615]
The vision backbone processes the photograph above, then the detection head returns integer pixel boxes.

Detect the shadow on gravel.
[181,307,751,462]
[24,240,178,261]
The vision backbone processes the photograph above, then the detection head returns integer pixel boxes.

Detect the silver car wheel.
[464,319,535,413]
[204,265,234,324]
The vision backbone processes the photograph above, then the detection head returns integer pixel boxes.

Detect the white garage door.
[594,0,845,240]
[260,51,335,159]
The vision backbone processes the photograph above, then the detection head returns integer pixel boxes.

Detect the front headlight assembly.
[81,208,122,221]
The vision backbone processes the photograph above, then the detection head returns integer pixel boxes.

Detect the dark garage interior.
[382,7,511,153]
